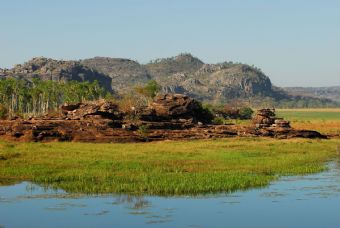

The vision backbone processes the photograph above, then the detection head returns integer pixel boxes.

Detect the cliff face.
[2,54,336,105]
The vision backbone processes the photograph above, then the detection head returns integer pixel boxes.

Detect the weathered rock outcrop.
[61,100,122,120]
[137,94,212,124]
[0,94,328,142]
[253,109,291,128]
[151,94,201,119]
[0,118,327,143]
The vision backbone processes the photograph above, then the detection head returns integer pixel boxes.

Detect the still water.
[1,161,340,228]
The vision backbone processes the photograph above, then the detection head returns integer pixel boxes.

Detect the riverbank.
[1,109,339,195]
[1,138,339,195]
[2,159,340,227]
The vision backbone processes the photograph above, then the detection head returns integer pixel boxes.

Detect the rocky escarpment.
[0,57,113,92]
[2,54,337,106]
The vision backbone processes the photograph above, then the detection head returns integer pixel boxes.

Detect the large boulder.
[151,94,200,117]
[253,108,290,128]
[149,94,213,123]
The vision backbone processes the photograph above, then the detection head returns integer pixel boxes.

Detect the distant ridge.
[1,53,339,107]
[283,86,340,103]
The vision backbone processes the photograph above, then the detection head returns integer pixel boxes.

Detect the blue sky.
[1,0,339,87]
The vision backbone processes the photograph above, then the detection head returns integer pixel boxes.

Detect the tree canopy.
[0,78,107,118]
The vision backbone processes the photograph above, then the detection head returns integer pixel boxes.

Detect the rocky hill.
[82,53,285,102]
[151,60,278,102]
[81,57,151,90]
[0,57,113,92]
[146,53,204,78]
[1,54,338,107]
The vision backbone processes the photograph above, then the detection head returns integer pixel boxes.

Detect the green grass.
[276,109,340,135]
[0,138,339,195]
[276,109,340,121]
[1,109,339,195]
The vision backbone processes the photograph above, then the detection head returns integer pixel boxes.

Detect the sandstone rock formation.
[253,109,291,128]
[61,100,122,120]
[0,118,327,143]
[0,94,328,142]
[151,94,200,119]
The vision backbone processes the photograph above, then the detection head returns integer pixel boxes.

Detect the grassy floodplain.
[0,109,339,195]
[0,138,339,195]
[277,108,340,135]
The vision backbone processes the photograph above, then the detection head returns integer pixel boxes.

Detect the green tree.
[0,78,107,118]
[135,80,161,98]
[239,107,254,119]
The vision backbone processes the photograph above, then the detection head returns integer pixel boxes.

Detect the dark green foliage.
[135,80,161,98]
[137,125,149,141]
[239,107,254,119]
[0,78,106,117]
[0,105,8,119]
[144,80,161,98]
[204,103,254,120]
[212,117,225,125]
[193,101,214,124]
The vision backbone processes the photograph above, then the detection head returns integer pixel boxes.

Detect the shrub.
[212,117,225,125]
[239,107,254,119]
[137,125,149,136]
[135,80,161,98]
[194,102,214,124]
[118,93,148,113]
[137,125,149,142]
[0,105,8,119]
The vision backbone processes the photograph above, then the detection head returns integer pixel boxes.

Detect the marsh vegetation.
[0,138,339,195]
[0,109,339,195]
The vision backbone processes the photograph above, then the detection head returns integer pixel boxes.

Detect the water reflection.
[1,160,340,227]
[112,195,150,210]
